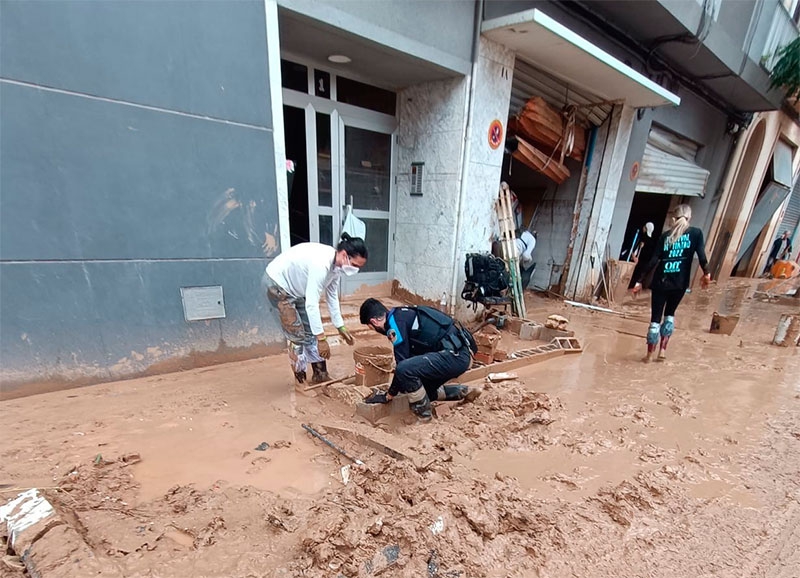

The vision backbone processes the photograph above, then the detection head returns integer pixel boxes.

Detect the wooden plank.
[512,137,571,184]
[453,348,566,383]
[514,97,587,161]
[606,259,636,304]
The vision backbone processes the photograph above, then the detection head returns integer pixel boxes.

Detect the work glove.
[364,391,390,404]
[316,336,331,359]
[337,326,355,346]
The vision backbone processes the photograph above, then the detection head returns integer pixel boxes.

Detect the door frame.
[281,88,398,288]
[338,112,397,290]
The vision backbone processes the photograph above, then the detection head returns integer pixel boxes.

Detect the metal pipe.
[448,0,484,317]
[302,423,363,465]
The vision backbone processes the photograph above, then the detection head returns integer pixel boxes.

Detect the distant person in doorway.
[628,222,656,289]
[633,205,711,363]
[263,233,367,387]
[763,231,793,276]
[631,222,655,262]
[515,229,537,289]
[621,222,654,262]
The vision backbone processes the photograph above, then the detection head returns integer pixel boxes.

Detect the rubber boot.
[441,385,482,403]
[657,316,674,362]
[310,361,331,384]
[407,387,432,422]
[657,337,669,362]
[644,323,660,363]
[293,370,307,385]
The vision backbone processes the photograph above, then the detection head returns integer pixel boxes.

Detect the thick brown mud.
[1,280,798,577]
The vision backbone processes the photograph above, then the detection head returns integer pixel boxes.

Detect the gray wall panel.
[0,83,279,261]
[0,0,271,126]
[0,260,279,387]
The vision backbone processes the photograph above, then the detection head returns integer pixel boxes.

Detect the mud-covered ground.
[1,280,799,577]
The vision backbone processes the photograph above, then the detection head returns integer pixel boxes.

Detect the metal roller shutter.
[511,57,612,127]
[636,126,710,197]
[779,176,800,237]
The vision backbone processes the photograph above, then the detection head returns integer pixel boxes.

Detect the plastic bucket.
[353,345,393,387]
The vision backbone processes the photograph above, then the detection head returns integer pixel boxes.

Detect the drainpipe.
[448,0,484,317]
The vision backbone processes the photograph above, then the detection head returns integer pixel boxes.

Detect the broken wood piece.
[487,372,518,383]
[322,425,411,462]
[512,97,587,161]
[303,373,356,392]
[772,314,800,347]
[512,136,570,184]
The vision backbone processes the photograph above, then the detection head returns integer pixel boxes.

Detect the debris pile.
[292,456,558,577]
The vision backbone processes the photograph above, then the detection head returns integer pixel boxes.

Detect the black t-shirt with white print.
[639,226,709,292]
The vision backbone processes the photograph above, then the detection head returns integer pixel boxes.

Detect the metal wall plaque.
[180,286,226,321]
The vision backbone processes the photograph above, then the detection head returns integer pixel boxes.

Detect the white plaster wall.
[452,38,515,319]
[529,163,584,291]
[394,76,468,301]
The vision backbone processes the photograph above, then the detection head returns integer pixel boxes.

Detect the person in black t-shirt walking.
[633,204,712,362]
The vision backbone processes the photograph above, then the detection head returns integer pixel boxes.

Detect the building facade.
[1,0,798,391]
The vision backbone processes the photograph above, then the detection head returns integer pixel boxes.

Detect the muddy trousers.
[390,347,472,418]
[262,273,324,374]
[648,289,683,354]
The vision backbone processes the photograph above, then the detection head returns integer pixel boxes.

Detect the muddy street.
[1,281,799,577]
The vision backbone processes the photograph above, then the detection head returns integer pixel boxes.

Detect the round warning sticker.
[630,161,640,181]
[488,119,504,150]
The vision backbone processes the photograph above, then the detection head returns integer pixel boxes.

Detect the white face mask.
[341,255,359,277]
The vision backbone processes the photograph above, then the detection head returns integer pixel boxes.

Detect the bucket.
[353,346,394,388]
[709,312,739,335]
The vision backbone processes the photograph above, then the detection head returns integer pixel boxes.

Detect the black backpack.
[461,253,510,306]
[413,306,478,355]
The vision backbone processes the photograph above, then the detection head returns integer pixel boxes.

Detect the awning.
[482,9,681,109]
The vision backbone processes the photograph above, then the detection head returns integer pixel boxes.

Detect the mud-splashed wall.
[0,1,284,392]
[394,77,469,303]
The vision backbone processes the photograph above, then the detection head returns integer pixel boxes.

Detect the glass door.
[281,86,396,289]
[338,114,395,290]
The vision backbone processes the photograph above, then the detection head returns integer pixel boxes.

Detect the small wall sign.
[630,161,640,181]
[488,119,504,150]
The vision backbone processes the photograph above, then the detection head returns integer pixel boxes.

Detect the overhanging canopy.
[482,9,681,109]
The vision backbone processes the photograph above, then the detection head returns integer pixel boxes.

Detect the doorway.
[283,105,310,246]
[619,192,672,260]
[281,88,397,289]
[620,192,673,287]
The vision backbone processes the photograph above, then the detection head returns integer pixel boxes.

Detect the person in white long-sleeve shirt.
[263,233,368,386]
[514,230,536,290]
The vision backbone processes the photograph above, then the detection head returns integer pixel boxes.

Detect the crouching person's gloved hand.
[365,390,391,404]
